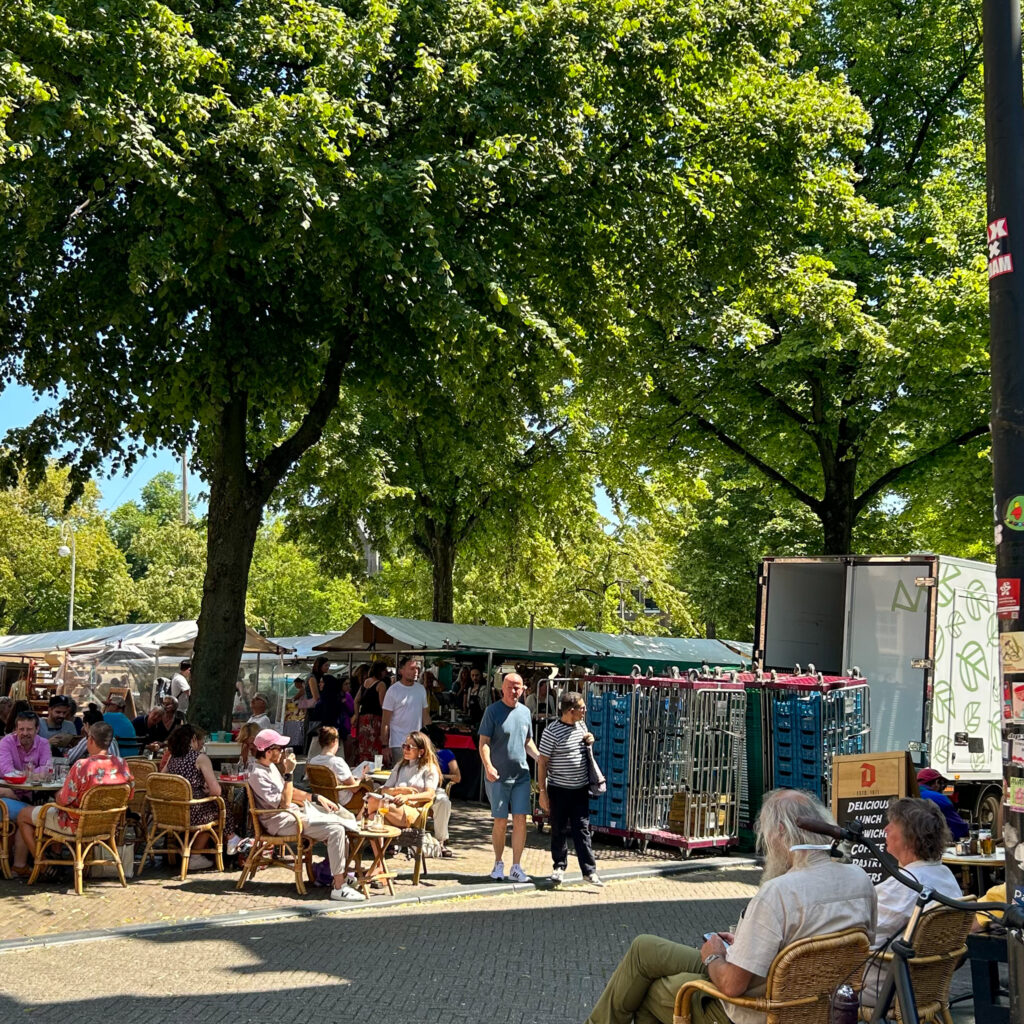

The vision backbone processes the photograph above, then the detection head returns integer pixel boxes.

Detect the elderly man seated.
[248,728,365,902]
[860,797,961,1008]
[584,789,877,1024]
[11,721,133,877]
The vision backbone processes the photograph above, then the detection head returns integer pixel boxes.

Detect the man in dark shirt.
[916,768,969,839]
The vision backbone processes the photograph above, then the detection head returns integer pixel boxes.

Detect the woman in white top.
[367,730,440,829]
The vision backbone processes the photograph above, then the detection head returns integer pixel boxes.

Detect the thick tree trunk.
[819,457,858,555]
[189,395,263,731]
[429,531,456,624]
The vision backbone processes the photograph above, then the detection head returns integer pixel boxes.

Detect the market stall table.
[203,742,242,766]
[344,823,401,897]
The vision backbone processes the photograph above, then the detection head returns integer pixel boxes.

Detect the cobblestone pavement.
[0,800,730,943]
[0,864,985,1023]
[0,869,764,1024]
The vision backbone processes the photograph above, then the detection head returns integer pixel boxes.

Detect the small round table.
[345,824,401,897]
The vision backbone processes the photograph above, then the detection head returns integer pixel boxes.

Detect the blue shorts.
[486,773,532,819]
[1,797,30,821]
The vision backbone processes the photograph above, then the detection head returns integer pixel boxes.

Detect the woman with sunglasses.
[366,730,440,829]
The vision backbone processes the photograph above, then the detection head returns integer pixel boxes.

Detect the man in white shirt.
[585,789,877,1024]
[170,660,192,713]
[247,692,274,731]
[380,656,430,766]
[861,797,961,1008]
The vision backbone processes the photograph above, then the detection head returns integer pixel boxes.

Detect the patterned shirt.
[55,754,134,829]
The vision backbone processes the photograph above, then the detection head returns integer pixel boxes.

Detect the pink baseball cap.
[253,728,292,751]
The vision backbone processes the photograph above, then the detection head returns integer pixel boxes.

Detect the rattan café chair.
[28,783,132,895]
[236,783,314,895]
[0,800,12,879]
[137,772,226,879]
[305,763,368,815]
[674,927,870,1024]
[858,902,976,1024]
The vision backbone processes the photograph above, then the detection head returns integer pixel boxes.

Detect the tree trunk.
[189,395,263,731]
[429,531,457,624]
[819,457,858,555]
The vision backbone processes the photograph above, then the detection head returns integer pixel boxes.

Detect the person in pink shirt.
[0,711,52,802]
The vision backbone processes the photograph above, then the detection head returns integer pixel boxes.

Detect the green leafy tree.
[0,466,133,632]
[1,0,885,727]
[596,0,989,555]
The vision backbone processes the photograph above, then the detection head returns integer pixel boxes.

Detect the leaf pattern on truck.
[957,640,988,693]
[933,679,955,724]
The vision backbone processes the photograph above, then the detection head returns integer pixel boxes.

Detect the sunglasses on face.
[401,743,420,750]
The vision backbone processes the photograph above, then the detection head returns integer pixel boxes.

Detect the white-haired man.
[585,789,877,1024]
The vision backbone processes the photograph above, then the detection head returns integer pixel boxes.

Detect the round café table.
[941,846,1005,893]
[344,823,401,897]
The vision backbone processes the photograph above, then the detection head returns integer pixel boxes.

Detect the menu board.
[832,751,918,884]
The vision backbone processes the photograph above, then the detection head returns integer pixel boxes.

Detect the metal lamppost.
[57,521,76,631]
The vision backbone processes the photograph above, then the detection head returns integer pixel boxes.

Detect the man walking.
[479,672,539,883]
[381,656,429,766]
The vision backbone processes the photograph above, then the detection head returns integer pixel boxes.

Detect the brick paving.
[0,800,727,943]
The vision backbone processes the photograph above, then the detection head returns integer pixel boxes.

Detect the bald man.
[478,672,540,882]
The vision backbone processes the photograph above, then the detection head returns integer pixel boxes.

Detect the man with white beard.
[584,789,877,1024]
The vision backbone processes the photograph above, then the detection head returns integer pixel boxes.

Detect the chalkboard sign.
[832,752,918,884]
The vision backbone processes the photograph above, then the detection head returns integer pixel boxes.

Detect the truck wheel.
[975,786,1003,834]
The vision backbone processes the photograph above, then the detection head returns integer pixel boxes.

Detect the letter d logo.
[860,763,876,788]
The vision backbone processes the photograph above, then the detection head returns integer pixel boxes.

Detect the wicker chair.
[137,773,226,879]
[306,763,367,815]
[674,928,871,1024]
[236,783,315,895]
[859,903,975,1024]
[124,758,158,820]
[0,800,12,879]
[28,783,132,895]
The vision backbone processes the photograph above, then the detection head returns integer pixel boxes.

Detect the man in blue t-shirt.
[478,672,540,883]
[916,768,969,839]
[102,693,142,756]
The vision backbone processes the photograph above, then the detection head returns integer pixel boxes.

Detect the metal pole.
[59,521,76,631]
[181,450,189,525]
[983,0,1024,1015]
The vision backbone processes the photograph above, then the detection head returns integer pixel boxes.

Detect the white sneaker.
[189,854,214,871]
[584,873,605,887]
[226,835,241,856]
[330,884,367,902]
[508,864,530,883]
[489,861,505,880]
[549,868,565,885]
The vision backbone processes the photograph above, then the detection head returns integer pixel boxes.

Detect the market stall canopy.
[0,621,291,660]
[313,615,749,672]
[260,635,339,661]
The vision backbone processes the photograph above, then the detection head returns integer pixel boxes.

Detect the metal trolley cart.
[583,673,746,854]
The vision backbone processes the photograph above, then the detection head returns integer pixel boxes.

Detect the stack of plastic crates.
[767,672,870,803]
[584,673,745,853]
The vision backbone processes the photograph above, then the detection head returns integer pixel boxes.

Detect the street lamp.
[58,521,76,631]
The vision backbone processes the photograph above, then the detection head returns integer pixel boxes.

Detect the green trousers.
[585,934,733,1024]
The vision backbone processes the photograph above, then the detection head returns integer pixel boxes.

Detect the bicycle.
[796,815,1024,1024]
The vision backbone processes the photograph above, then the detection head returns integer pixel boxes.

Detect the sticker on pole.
[989,218,1014,278]
[1004,496,1024,531]
[998,577,1021,618]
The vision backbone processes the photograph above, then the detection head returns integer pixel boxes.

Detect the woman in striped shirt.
[536,691,602,886]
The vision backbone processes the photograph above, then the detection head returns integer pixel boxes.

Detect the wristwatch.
[703,953,722,967]
[282,772,293,781]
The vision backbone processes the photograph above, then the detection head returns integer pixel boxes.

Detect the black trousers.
[548,782,596,875]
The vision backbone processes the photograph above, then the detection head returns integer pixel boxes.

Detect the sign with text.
[832,752,918,884]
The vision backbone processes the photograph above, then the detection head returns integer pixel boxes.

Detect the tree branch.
[254,330,355,501]
[853,423,988,513]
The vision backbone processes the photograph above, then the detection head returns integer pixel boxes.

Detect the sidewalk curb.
[0,855,755,954]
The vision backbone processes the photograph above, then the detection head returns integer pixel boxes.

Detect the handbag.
[585,743,606,797]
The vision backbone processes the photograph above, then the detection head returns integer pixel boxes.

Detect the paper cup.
[373,755,383,771]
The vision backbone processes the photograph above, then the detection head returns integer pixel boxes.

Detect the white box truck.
[754,554,1002,827]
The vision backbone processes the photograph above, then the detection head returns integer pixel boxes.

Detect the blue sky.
[1,382,186,511]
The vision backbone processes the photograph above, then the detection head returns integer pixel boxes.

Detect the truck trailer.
[754,554,1002,827]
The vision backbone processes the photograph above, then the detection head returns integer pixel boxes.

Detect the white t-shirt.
[248,713,272,731]
[382,682,428,744]
[307,752,355,805]
[861,858,961,1008]
[170,672,191,712]
[384,760,440,793]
